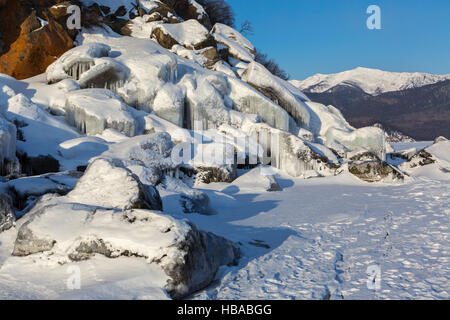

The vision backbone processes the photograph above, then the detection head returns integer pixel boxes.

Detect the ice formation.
[65,89,137,137]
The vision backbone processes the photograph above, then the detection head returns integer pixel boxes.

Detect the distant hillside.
[303,80,450,140]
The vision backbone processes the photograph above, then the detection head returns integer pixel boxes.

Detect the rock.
[349,150,380,162]
[163,223,239,299]
[195,165,237,184]
[349,161,404,182]
[151,20,216,50]
[265,175,282,192]
[12,201,239,299]
[6,175,72,210]
[17,154,60,176]
[242,62,311,127]
[13,221,56,256]
[162,176,213,215]
[0,9,74,79]
[211,23,255,62]
[434,136,448,144]
[0,193,15,232]
[400,150,436,169]
[67,158,163,211]
[65,89,137,137]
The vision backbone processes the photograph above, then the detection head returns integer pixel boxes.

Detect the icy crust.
[65,89,137,137]
[211,23,255,62]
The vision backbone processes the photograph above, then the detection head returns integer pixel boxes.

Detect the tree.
[255,50,290,81]
[196,0,235,27]
[239,20,254,36]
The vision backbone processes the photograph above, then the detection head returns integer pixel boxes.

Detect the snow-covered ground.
[1,156,448,299]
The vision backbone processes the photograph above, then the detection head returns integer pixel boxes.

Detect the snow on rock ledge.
[151,19,215,50]
[65,89,137,137]
[211,23,255,62]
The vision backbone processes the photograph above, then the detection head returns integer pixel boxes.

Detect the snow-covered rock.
[151,19,215,50]
[400,138,450,172]
[162,176,213,215]
[241,62,311,128]
[65,89,137,137]
[349,161,404,183]
[46,43,112,84]
[12,196,239,299]
[211,23,255,62]
[67,158,162,211]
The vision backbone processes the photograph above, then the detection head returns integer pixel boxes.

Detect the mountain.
[292,67,450,96]
[291,68,450,140]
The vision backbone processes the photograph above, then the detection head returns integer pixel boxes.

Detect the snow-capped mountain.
[291,67,450,96]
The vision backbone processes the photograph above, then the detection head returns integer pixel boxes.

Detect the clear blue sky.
[227,0,450,80]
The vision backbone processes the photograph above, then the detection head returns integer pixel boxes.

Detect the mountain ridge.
[292,67,450,96]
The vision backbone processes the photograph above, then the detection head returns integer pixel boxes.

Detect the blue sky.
[227,0,450,80]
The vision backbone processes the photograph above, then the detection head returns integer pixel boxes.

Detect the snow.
[152,19,211,49]
[211,23,255,62]
[241,61,311,128]
[292,67,450,95]
[80,0,160,14]
[0,12,448,300]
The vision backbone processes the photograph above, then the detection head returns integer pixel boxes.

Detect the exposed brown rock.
[0,10,74,79]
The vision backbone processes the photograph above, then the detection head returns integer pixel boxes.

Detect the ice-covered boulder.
[152,83,185,127]
[227,77,291,132]
[151,19,215,50]
[46,43,112,84]
[78,58,130,92]
[12,198,239,299]
[211,23,255,62]
[241,123,340,178]
[0,193,15,232]
[241,62,311,128]
[67,158,162,211]
[65,89,138,137]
